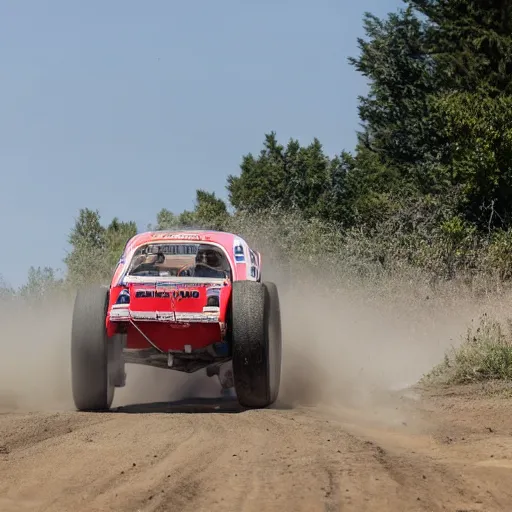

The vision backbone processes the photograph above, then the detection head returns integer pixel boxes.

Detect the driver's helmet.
[195,245,223,269]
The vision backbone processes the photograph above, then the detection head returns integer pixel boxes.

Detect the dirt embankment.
[0,273,511,511]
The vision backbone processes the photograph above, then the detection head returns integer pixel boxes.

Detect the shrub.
[424,314,512,385]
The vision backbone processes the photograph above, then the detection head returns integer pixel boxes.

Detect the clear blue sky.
[0,0,403,287]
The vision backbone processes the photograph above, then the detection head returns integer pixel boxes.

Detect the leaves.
[64,209,136,286]
[227,132,350,225]
[18,267,64,301]
[434,91,512,228]
[348,8,441,185]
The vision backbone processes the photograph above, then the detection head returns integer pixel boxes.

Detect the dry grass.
[423,314,512,385]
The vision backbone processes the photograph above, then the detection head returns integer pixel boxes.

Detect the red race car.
[70,229,282,410]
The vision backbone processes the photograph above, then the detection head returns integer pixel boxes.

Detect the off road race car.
[70,230,282,410]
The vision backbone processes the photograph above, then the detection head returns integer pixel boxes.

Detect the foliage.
[409,0,512,96]
[424,314,512,384]
[227,132,348,225]
[64,208,136,286]
[344,1,512,233]
[18,267,65,301]
[487,228,512,281]
[153,190,229,231]
[194,190,229,230]
[434,92,512,228]
[348,7,442,192]
[105,218,138,271]
[0,275,14,300]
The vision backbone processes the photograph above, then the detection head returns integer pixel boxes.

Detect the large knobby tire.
[231,280,282,408]
[71,285,115,411]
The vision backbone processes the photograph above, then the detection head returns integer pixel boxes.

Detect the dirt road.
[1,383,512,512]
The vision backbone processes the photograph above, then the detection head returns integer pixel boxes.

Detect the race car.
[70,229,282,410]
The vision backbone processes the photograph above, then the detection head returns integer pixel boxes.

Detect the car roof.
[125,229,241,250]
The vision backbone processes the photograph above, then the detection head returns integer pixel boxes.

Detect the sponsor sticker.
[152,233,202,241]
[233,239,245,263]
[134,288,200,299]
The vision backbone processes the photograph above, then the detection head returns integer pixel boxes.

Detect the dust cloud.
[0,296,74,412]
[113,360,221,407]
[266,261,501,412]
[0,293,221,413]
[0,254,505,414]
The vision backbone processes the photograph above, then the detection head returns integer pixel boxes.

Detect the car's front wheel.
[231,281,282,408]
[71,285,118,411]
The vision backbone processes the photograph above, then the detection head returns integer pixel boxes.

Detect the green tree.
[348,1,512,231]
[67,208,106,249]
[434,91,512,228]
[152,190,229,231]
[227,132,349,224]
[341,147,403,228]
[153,208,179,230]
[194,189,229,230]
[18,266,63,300]
[348,8,445,197]
[105,217,137,269]
[176,209,197,227]
[64,208,107,285]
[409,0,512,96]
[65,208,137,285]
[227,132,287,213]
[409,0,512,228]
[0,275,14,300]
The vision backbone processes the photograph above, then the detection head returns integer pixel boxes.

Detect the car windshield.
[126,242,232,280]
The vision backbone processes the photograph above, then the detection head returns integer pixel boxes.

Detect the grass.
[423,314,512,386]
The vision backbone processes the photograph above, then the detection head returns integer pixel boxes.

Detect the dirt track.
[1,384,512,512]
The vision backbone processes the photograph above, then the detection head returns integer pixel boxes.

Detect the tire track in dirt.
[0,412,114,455]
[1,393,512,511]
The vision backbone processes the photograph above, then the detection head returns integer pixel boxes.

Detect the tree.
[409,0,512,96]
[341,146,403,228]
[152,190,229,231]
[227,132,288,213]
[407,0,512,228]
[18,266,63,300]
[434,91,512,228]
[67,208,106,250]
[64,208,107,285]
[0,275,14,301]
[64,208,137,285]
[153,208,179,230]
[105,217,137,269]
[347,1,512,231]
[227,132,349,223]
[176,209,197,227]
[348,8,445,197]
[194,189,229,230]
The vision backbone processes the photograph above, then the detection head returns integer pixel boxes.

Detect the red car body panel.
[104,230,261,355]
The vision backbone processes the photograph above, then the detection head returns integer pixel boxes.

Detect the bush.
[424,314,512,385]
[224,203,504,296]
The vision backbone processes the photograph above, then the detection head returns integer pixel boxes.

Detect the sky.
[0,0,404,287]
